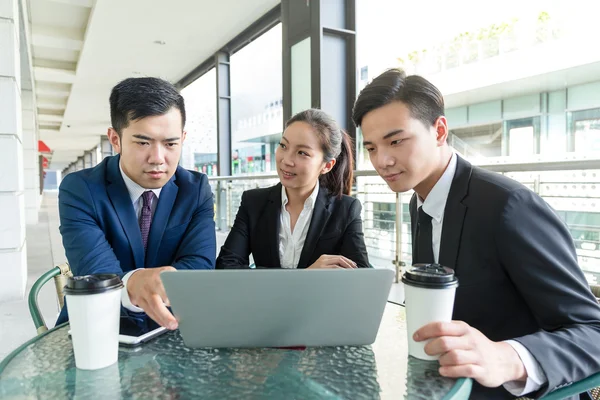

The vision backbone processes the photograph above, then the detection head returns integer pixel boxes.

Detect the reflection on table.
[0,303,469,399]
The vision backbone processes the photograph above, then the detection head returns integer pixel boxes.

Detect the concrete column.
[282,0,357,157]
[91,146,99,166]
[101,135,113,159]
[0,0,27,302]
[76,156,84,170]
[22,89,39,224]
[83,150,92,168]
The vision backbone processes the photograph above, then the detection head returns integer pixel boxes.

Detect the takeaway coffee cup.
[65,274,124,370]
[402,264,459,360]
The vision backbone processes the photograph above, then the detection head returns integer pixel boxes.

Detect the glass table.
[0,303,471,399]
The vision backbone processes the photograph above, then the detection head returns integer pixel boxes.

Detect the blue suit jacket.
[56,155,216,326]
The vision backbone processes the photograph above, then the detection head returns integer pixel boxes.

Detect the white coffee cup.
[402,264,459,360]
[65,274,124,370]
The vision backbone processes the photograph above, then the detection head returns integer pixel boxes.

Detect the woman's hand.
[307,255,357,269]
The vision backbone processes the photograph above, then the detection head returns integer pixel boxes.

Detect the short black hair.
[109,77,186,137]
[352,68,444,128]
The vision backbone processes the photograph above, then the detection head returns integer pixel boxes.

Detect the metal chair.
[28,263,72,335]
[538,371,600,400]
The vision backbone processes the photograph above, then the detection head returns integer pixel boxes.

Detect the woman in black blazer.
[216,109,369,269]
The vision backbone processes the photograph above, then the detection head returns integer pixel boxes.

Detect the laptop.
[160,268,394,348]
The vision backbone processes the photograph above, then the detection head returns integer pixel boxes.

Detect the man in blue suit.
[57,77,216,330]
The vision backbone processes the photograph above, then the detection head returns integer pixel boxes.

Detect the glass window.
[449,123,503,159]
[572,108,600,154]
[180,69,218,176]
[372,202,395,231]
[506,117,540,157]
[557,210,600,284]
[230,23,283,176]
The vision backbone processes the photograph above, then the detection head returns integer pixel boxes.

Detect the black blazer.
[216,183,370,269]
[410,155,600,399]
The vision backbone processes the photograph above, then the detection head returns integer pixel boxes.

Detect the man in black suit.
[352,68,600,399]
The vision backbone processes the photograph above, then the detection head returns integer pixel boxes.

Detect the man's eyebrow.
[132,134,153,141]
[363,129,404,146]
[132,134,181,142]
[383,129,404,139]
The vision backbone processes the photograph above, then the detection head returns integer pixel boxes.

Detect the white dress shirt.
[279,181,320,269]
[416,152,546,396]
[119,163,161,312]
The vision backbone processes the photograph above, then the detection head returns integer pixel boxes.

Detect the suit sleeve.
[216,191,252,269]
[59,173,125,277]
[171,174,216,270]
[339,198,370,268]
[497,188,600,397]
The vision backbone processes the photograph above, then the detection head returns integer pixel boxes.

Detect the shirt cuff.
[503,340,547,396]
[121,269,145,313]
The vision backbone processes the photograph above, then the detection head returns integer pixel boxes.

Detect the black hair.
[352,68,444,128]
[109,77,186,137]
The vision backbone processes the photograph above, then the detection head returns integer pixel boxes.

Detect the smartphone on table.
[68,318,169,348]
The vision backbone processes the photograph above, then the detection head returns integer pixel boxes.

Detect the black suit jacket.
[216,183,370,269]
[410,155,600,399]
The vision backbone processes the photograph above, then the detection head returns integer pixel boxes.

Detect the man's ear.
[107,128,122,154]
[434,116,449,146]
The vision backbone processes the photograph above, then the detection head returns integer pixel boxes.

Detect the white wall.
[0,0,27,301]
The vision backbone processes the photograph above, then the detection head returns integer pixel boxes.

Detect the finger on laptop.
[335,256,357,269]
[145,294,178,330]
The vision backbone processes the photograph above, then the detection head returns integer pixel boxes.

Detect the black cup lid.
[401,263,458,289]
[64,274,124,295]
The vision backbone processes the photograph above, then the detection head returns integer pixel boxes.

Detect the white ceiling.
[27,0,280,170]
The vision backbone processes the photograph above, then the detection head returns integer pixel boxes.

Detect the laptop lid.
[161,269,394,348]
[161,269,394,347]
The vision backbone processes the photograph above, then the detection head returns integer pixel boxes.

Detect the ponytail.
[319,131,354,197]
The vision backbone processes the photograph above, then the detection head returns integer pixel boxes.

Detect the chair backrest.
[53,263,72,309]
[29,263,72,335]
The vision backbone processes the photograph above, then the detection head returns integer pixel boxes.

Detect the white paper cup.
[65,274,124,370]
[402,264,458,361]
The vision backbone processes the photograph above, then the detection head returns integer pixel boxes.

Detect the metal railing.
[209,157,600,285]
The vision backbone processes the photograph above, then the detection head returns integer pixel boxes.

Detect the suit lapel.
[297,188,332,269]
[438,155,471,272]
[263,184,282,268]
[106,156,145,270]
[145,176,178,268]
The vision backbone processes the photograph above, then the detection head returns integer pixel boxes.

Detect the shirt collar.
[119,162,162,204]
[281,180,320,210]
[416,152,457,223]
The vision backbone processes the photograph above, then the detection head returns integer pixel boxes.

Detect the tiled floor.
[0,192,404,361]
